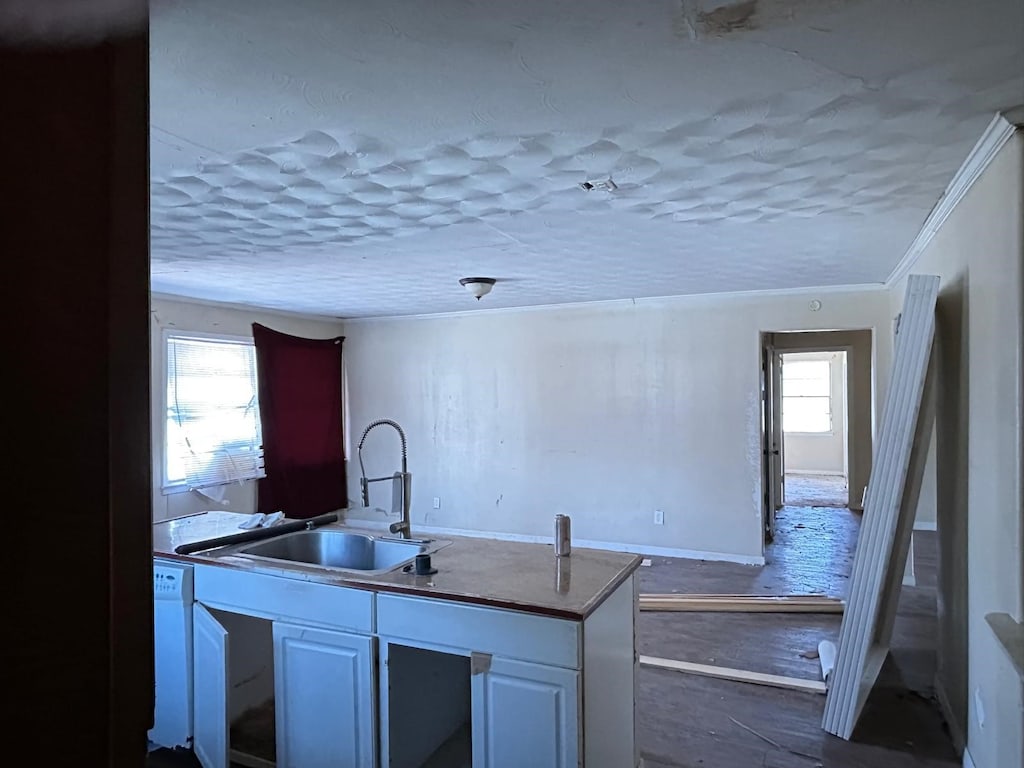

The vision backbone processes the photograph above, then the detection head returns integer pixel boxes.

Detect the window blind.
[165,335,265,489]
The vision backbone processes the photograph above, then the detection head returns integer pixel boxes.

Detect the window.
[165,333,264,491]
[782,359,832,433]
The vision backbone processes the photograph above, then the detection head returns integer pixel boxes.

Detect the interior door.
[471,654,579,768]
[192,604,229,768]
[773,349,785,512]
[762,337,785,542]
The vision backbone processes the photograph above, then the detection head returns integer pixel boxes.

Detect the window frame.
[161,328,264,494]
[781,357,834,436]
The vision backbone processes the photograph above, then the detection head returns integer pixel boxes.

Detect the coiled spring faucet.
[357,419,412,539]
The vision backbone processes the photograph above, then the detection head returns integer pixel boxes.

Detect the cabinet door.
[192,603,229,768]
[472,656,580,768]
[273,622,376,768]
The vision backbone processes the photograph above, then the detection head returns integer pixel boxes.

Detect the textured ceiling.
[150,0,1024,318]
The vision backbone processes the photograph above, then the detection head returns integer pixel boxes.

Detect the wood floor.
[784,473,850,508]
[638,504,957,768]
[149,503,956,768]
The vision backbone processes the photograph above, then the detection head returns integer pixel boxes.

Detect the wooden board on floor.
[641,593,835,600]
[639,655,827,695]
[639,594,845,614]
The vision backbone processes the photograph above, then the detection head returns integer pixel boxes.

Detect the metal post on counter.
[554,514,571,557]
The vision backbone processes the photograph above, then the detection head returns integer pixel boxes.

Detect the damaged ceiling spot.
[676,0,760,39]
[699,0,760,34]
[677,0,870,40]
[148,0,1024,317]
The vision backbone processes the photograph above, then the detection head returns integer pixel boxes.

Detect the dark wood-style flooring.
[149,503,956,768]
[638,503,956,768]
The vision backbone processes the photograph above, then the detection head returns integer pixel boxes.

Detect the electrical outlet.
[654,509,664,525]
[433,497,441,509]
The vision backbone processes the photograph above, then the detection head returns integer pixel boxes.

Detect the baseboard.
[914,521,938,532]
[785,470,847,477]
[935,674,967,756]
[343,516,766,565]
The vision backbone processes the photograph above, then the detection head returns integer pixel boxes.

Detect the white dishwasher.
[150,559,195,749]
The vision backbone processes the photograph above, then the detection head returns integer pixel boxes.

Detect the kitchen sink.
[236,529,426,574]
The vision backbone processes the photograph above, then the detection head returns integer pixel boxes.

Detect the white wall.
[150,296,345,522]
[343,288,891,562]
[892,131,1023,768]
[783,351,847,475]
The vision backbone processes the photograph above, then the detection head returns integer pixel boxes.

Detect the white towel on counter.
[237,511,286,529]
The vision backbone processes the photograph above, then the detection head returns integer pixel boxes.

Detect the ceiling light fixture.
[580,178,618,192]
[459,277,496,300]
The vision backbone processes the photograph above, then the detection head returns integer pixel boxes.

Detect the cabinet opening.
[210,608,276,767]
[386,644,472,768]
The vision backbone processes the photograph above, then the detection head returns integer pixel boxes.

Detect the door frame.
[759,329,875,548]
[760,335,784,543]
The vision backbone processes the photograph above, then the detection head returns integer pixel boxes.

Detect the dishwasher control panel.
[153,562,194,601]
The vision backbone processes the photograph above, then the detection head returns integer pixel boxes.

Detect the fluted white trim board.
[822,274,940,739]
[342,516,765,565]
[887,114,1018,286]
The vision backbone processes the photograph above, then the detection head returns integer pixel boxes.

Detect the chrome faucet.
[357,419,412,539]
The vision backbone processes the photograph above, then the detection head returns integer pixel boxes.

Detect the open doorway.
[781,351,848,508]
[761,329,874,546]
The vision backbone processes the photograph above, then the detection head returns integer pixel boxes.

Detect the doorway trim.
[760,329,875,545]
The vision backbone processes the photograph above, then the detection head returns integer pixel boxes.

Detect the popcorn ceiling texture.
[149,0,1024,318]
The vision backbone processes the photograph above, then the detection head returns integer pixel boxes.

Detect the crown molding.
[886,113,1020,286]
[150,291,344,323]
[342,282,885,324]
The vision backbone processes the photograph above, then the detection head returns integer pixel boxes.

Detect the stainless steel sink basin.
[236,529,426,574]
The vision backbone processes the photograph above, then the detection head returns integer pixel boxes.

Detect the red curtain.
[252,323,347,518]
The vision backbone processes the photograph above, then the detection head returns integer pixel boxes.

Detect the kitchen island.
[152,511,641,768]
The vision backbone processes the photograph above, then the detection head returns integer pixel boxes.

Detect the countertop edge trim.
[154,550,642,622]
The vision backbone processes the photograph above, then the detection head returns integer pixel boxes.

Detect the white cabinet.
[376,592,585,766]
[472,656,579,768]
[273,622,376,768]
[379,640,580,768]
[191,602,376,768]
[193,604,229,768]
[184,563,637,768]
[374,581,639,768]
[192,605,277,768]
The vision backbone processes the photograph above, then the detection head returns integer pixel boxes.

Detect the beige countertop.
[153,511,641,620]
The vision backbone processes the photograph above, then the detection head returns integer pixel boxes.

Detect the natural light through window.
[165,334,264,490]
[782,359,832,433]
